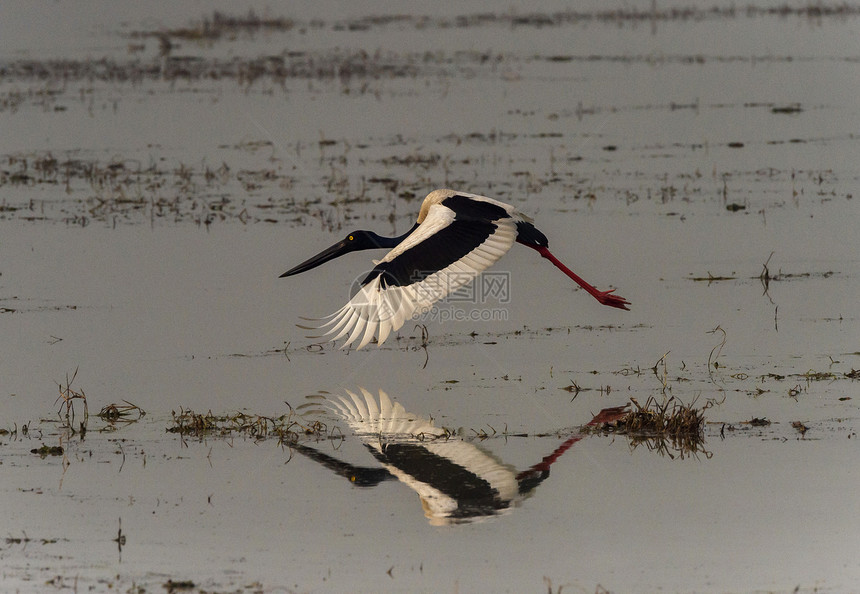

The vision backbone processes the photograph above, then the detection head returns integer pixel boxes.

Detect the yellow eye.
[348,235,354,241]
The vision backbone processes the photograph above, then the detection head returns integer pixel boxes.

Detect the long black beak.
[279,239,350,277]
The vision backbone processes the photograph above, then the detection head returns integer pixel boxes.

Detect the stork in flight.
[281,189,629,349]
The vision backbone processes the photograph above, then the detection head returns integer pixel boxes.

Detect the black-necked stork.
[281,189,629,349]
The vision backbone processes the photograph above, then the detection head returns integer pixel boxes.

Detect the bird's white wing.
[302,203,517,349]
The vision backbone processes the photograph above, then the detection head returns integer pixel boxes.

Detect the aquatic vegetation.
[30,444,64,458]
[163,579,196,592]
[592,396,712,459]
[166,406,327,445]
[55,367,88,433]
[97,400,147,428]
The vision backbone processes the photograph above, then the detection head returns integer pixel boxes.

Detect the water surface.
[1,2,859,592]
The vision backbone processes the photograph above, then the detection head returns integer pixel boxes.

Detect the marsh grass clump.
[799,369,835,381]
[623,396,705,435]
[97,400,146,427]
[167,407,326,445]
[166,408,225,436]
[593,396,711,459]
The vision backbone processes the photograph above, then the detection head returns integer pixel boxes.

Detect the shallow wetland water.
[1,2,859,592]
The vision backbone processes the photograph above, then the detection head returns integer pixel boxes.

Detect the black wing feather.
[515,220,548,248]
[363,218,496,287]
[360,194,517,288]
[373,443,501,501]
[441,194,509,221]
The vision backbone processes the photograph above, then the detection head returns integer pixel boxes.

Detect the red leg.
[523,244,630,310]
[515,406,628,479]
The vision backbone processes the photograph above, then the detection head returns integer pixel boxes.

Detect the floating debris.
[771,104,803,114]
[689,272,737,282]
[748,417,772,427]
[791,421,809,435]
[163,579,196,593]
[31,444,64,457]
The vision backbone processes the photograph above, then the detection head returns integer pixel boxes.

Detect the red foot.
[593,288,631,311]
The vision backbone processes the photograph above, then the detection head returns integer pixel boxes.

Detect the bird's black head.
[344,230,389,251]
[279,230,387,278]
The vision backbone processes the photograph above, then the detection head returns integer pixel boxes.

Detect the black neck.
[370,222,419,249]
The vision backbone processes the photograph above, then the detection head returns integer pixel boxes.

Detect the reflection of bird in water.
[295,388,626,526]
[280,189,629,350]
